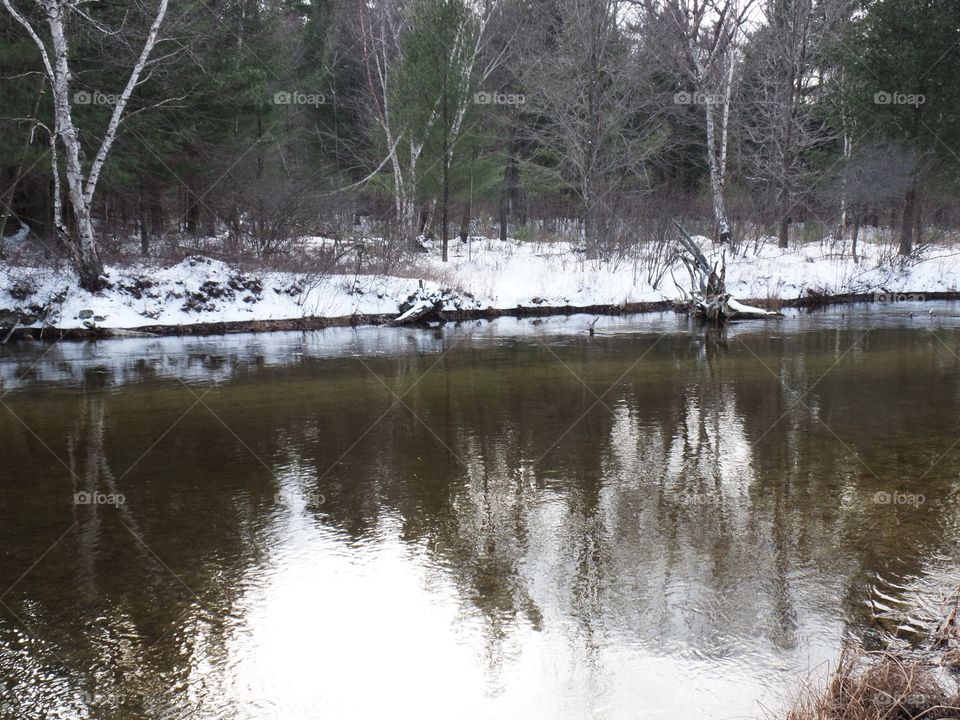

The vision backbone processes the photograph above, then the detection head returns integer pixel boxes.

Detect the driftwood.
[673,220,782,322]
[387,299,440,326]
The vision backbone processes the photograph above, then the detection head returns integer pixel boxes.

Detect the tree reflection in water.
[0,316,958,718]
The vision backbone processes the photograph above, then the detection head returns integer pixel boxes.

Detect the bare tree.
[520,0,666,258]
[819,141,915,261]
[1,0,169,289]
[357,0,414,237]
[741,0,843,248]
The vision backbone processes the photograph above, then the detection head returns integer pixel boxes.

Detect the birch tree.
[357,0,499,249]
[650,0,753,242]
[396,0,501,260]
[357,0,413,236]
[1,0,169,289]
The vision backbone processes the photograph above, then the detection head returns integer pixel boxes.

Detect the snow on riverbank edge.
[2,236,959,336]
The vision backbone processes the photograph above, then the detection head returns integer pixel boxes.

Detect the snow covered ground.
[1,235,959,332]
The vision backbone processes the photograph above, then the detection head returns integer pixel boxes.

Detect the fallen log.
[722,296,782,320]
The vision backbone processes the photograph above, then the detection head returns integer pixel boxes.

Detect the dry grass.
[758,292,786,311]
[784,650,960,720]
[380,254,469,290]
[782,586,960,720]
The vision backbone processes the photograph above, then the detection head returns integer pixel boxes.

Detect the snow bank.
[0,255,460,331]
[1,237,958,333]
[717,240,960,300]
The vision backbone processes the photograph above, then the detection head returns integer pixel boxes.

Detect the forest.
[2,0,960,295]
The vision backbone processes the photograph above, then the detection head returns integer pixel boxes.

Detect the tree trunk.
[499,192,508,243]
[702,92,728,242]
[138,176,149,256]
[900,184,916,256]
[441,157,450,262]
[852,215,860,264]
[583,204,592,255]
[778,54,797,251]
[499,128,518,244]
[913,191,923,248]
[150,193,164,241]
[70,204,105,290]
[583,174,600,258]
[406,140,422,240]
[204,205,216,238]
[185,178,200,238]
[459,203,469,243]
[418,205,430,236]
[63,153,104,288]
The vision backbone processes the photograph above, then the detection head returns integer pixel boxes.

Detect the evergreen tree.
[842,0,960,254]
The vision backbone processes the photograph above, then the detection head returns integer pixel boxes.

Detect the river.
[1,303,959,719]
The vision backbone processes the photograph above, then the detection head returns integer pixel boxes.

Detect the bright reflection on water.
[1,304,960,719]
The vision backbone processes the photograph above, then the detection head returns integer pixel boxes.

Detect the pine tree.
[842,0,960,255]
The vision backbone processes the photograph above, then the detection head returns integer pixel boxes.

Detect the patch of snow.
[2,222,30,247]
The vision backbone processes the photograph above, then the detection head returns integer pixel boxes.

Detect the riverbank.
[9,291,960,342]
[3,235,960,341]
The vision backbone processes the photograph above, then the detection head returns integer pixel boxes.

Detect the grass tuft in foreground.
[784,650,959,720]
[783,588,960,720]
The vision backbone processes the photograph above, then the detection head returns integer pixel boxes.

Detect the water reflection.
[1,305,959,719]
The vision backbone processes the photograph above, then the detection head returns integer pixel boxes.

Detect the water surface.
[2,304,960,719]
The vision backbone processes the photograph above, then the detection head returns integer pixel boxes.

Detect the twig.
[2,319,20,344]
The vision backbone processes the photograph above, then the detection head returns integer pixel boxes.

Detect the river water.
[1,303,959,719]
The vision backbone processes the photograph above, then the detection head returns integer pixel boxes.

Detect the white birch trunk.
[687,36,729,243]
[2,0,169,289]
